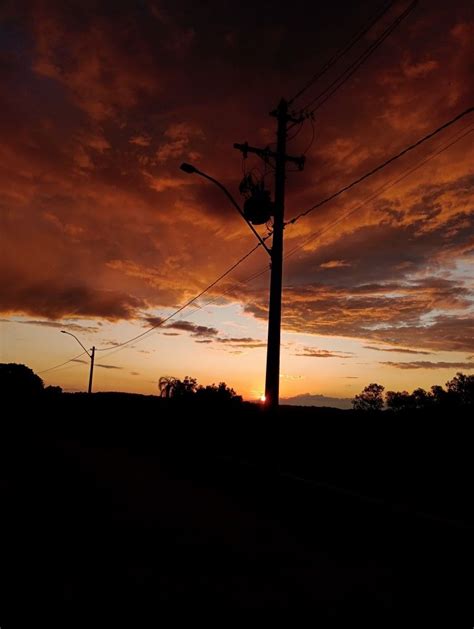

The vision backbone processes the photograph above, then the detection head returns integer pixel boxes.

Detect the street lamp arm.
[180,164,272,256]
[61,330,91,357]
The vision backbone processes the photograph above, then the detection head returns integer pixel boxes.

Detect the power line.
[284,124,474,260]
[95,243,263,361]
[41,357,90,377]
[151,264,272,333]
[286,118,306,142]
[184,265,271,315]
[149,121,474,330]
[198,122,474,303]
[299,0,417,116]
[38,350,88,374]
[41,119,473,375]
[288,0,395,105]
[287,106,474,226]
[42,112,473,370]
[102,119,473,361]
[302,116,316,155]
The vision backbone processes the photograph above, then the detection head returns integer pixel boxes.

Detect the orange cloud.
[0,0,472,363]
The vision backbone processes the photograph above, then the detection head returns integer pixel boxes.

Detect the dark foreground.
[1,393,473,624]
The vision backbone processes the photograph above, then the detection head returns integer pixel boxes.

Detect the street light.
[61,331,95,394]
[180,163,271,256]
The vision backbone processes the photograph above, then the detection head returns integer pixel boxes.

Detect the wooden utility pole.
[264,99,288,409]
[234,99,305,410]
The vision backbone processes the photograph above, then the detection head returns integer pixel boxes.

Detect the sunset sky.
[1,0,473,402]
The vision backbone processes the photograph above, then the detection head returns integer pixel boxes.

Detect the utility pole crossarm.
[233,142,306,171]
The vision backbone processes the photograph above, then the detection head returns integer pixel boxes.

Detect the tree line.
[158,375,242,403]
[352,372,474,412]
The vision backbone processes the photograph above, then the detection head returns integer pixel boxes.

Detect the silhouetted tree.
[158,375,242,404]
[446,372,474,407]
[44,385,63,398]
[430,384,450,407]
[352,383,385,412]
[158,376,177,398]
[195,382,242,403]
[0,363,44,397]
[411,387,430,409]
[172,376,198,398]
[385,390,413,412]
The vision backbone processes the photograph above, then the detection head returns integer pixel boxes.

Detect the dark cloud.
[294,348,353,358]
[0,318,100,333]
[165,320,218,338]
[99,340,122,347]
[369,316,474,353]
[381,361,474,370]
[144,317,164,327]
[216,337,267,348]
[235,279,474,353]
[193,336,266,349]
[285,210,474,289]
[143,317,218,338]
[71,357,121,369]
[363,345,433,355]
[0,277,145,320]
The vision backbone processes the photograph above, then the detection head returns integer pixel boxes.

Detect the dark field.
[1,393,473,624]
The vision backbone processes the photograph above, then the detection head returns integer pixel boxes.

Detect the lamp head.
[180,162,197,174]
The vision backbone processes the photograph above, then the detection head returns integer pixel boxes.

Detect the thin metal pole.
[88,346,95,394]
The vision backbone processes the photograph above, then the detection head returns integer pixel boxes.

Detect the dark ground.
[1,393,473,624]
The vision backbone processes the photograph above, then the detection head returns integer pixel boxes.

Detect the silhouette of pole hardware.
[61,331,95,394]
[180,99,305,410]
[233,142,305,171]
[180,163,271,256]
